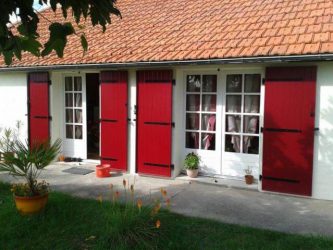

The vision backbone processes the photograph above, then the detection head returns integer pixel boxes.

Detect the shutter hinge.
[259,175,262,181]
[171,164,174,170]
[260,127,264,133]
[262,78,265,85]
[171,122,175,128]
[172,79,176,85]
[48,80,52,85]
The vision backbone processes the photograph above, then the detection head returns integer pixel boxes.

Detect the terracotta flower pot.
[14,193,48,215]
[245,175,254,185]
[96,164,111,178]
[186,169,199,178]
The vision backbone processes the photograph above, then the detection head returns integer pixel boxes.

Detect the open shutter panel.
[137,70,173,177]
[28,72,50,146]
[262,66,317,196]
[100,71,128,171]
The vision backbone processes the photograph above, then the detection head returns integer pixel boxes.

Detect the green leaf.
[80,34,88,53]
[41,22,75,58]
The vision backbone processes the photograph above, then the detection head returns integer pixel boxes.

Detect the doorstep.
[176,174,258,191]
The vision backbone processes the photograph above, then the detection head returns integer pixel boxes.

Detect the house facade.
[1,0,333,200]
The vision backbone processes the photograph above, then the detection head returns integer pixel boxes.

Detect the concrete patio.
[1,162,333,237]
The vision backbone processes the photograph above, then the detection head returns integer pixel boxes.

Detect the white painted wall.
[312,62,333,200]
[0,73,28,141]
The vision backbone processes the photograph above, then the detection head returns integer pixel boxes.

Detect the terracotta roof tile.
[303,43,321,54]
[2,0,333,68]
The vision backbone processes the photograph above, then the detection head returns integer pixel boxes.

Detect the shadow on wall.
[315,95,333,175]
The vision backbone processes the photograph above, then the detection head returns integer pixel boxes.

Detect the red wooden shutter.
[28,72,50,146]
[137,70,173,177]
[262,66,317,196]
[100,71,128,171]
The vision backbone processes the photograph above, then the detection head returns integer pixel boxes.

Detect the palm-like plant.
[0,139,61,196]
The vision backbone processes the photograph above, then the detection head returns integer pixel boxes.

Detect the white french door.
[62,75,87,159]
[184,73,222,175]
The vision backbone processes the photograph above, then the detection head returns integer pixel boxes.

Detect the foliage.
[0,139,61,196]
[244,166,253,176]
[11,181,49,197]
[184,152,200,170]
[98,180,170,248]
[0,121,23,155]
[1,0,121,65]
[1,182,333,250]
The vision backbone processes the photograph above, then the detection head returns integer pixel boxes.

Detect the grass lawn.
[0,182,332,250]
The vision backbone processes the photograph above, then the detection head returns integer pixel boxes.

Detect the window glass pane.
[202,133,215,150]
[202,75,217,92]
[202,95,216,112]
[186,132,199,149]
[186,113,199,130]
[186,94,200,111]
[226,75,242,92]
[66,109,73,123]
[226,115,241,133]
[245,74,261,93]
[226,95,241,113]
[65,93,73,107]
[74,93,82,107]
[75,125,83,139]
[243,116,259,134]
[225,135,241,153]
[186,75,201,92]
[201,114,216,131]
[75,109,83,123]
[244,95,260,113]
[65,77,72,91]
[74,77,82,91]
[66,125,73,139]
[243,136,259,154]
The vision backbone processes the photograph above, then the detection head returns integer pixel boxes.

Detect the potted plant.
[0,139,61,215]
[184,152,200,178]
[244,166,254,185]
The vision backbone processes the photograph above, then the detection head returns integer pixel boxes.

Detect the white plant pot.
[186,169,199,178]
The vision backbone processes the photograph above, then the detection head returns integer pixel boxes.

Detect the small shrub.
[184,152,200,170]
[99,179,171,248]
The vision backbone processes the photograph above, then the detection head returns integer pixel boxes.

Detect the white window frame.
[221,69,265,178]
[62,74,87,159]
[183,70,223,175]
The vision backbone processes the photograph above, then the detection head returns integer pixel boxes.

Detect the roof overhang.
[1,54,333,72]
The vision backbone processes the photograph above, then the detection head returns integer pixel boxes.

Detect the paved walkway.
[1,163,333,237]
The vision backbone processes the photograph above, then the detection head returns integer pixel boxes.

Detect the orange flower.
[115,191,120,199]
[166,198,171,209]
[162,190,167,197]
[123,179,126,188]
[137,198,143,210]
[151,202,161,216]
[155,220,161,229]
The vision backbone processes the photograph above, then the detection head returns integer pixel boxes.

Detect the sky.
[33,0,42,9]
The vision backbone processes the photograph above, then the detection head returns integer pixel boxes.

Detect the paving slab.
[1,163,333,237]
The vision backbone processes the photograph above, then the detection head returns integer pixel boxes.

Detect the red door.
[137,70,173,177]
[262,67,317,196]
[100,71,128,171]
[28,72,50,146]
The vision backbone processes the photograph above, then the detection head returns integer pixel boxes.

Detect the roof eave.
[1,54,333,72]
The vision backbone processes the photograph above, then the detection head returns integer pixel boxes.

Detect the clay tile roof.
[2,0,333,68]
